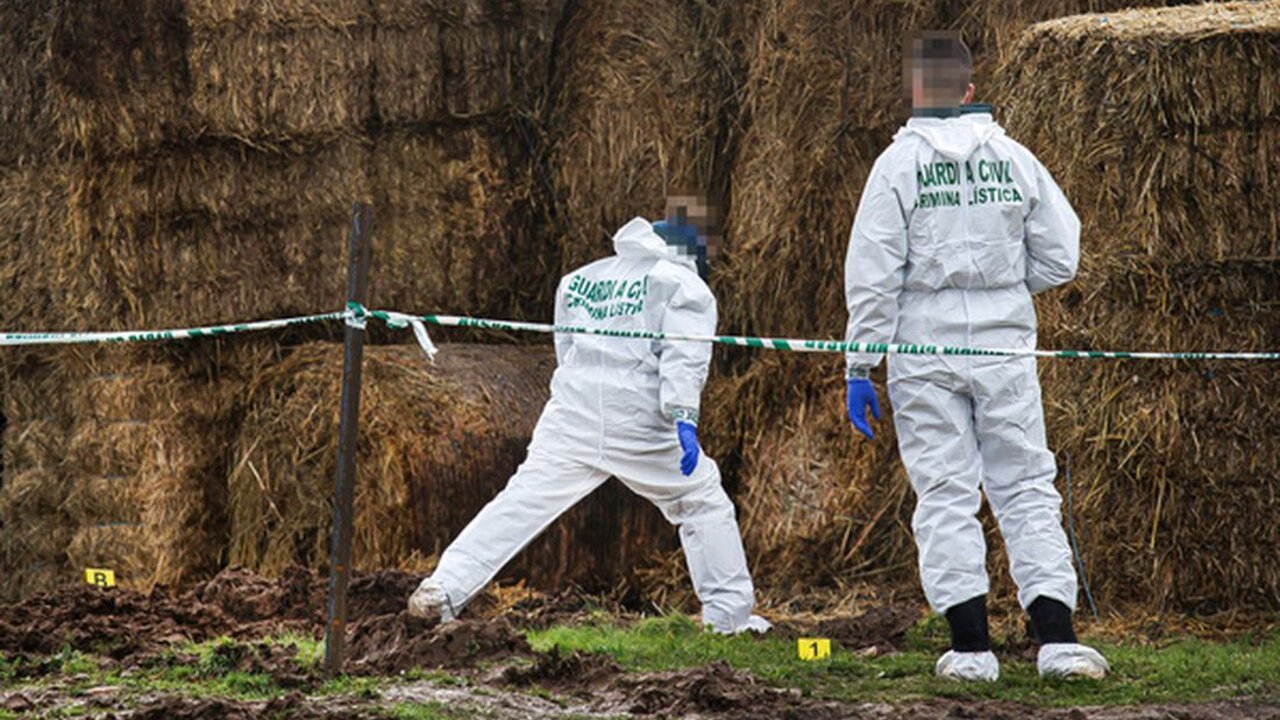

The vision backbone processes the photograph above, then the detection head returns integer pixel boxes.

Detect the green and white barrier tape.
[1,303,1277,362]
[0,311,345,347]
[370,307,1280,362]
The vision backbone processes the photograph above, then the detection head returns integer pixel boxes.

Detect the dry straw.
[993,1,1280,612]
[543,0,733,272]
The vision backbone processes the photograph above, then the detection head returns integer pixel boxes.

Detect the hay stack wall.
[228,343,677,591]
[996,2,1280,612]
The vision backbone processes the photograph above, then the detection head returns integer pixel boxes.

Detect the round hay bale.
[228,342,678,593]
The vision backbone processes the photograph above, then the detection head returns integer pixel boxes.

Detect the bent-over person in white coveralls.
[409,209,770,635]
[843,32,1108,681]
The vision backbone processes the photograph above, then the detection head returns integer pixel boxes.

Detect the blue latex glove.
[846,378,881,440]
[676,420,700,476]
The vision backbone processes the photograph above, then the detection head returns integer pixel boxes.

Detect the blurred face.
[904,33,975,109]
[664,194,721,266]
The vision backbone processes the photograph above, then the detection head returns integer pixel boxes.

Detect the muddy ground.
[0,568,1276,719]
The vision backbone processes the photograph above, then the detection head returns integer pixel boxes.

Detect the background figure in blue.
[843,32,1108,682]
[410,196,769,636]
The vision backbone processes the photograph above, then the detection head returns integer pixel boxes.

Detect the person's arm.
[845,159,909,376]
[1024,158,1080,294]
[552,275,571,365]
[657,270,716,425]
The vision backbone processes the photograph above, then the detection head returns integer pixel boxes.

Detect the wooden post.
[324,202,373,675]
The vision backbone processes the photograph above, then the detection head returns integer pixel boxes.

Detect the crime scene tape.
[1,303,1277,362]
[367,306,1280,362]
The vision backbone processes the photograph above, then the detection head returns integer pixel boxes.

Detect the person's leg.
[890,370,999,680]
[971,357,1077,615]
[972,358,1108,679]
[425,446,609,612]
[611,449,759,633]
[889,374,989,617]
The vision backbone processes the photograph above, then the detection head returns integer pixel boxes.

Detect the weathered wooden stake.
[324,202,373,675]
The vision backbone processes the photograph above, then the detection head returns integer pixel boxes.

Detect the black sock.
[1028,596,1077,644]
[945,595,991,652]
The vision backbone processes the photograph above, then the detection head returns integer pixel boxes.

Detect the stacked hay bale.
[0,0,569,599]
[227,343,676,590]
[0,354,75,602]
[997,1,1280,613]
[542,0,734,271]
[0,343,256,602]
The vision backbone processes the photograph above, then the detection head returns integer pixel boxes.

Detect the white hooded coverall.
[430,218,758,632]
[845,110,1082,614]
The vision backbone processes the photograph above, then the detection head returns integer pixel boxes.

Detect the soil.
[2,571,1278,719]
[345,612,531,675]
[772,602,923,653]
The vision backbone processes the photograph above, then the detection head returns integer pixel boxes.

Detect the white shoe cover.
[406,578,456,623]
[1037,643,1109,680]
[736,615,773,635]
[704,614,773,635]
[935,650,1000,682]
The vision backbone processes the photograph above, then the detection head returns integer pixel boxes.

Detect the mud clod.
[345,613,531,675]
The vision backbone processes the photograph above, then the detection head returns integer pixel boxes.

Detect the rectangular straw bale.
[372,0,563,125]
[0,1,53,165]
[188,24,374,139]
[184,0,373,31]
[370,126,553,318]
[42,0,194,157]
[83,213,350,330]
[1036,362,1280,612]
[997,3,1280,260]
[6,137,369,331]
[544,0,731,272]
[68,136,370,232]
[47,346,238,590]
[228,343,675,591]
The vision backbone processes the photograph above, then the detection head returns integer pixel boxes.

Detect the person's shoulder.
[562,255,619,280]
[990,131,1044,167]
[650,259,713,296]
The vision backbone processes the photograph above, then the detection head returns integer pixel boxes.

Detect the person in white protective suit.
[843,32,1108,681]
[408,203,770,635]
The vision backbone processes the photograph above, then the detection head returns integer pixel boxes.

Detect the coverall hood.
[612,217,699,272]
[895,113,1006,162]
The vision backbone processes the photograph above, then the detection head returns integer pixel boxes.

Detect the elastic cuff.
[846,367,870,379]
[670,408,700,425]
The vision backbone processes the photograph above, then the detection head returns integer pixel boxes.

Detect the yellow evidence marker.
[797,638,832,661]
[84,568,116,588]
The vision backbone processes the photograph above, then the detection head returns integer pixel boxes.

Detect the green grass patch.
[383,701,468,719]
[528,613,1280,707]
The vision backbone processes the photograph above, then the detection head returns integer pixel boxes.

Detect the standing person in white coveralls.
[409,198,770,635]
[843,32,1108,681]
